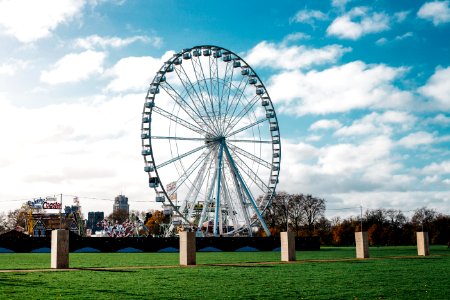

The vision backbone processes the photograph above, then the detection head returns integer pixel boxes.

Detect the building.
[86,211,104,234]
[113,194,129,216]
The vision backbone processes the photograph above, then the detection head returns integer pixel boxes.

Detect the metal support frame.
[213,140,225,236]
[223,142,271,236]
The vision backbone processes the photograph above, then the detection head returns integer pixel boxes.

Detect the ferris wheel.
[141,45,281,237]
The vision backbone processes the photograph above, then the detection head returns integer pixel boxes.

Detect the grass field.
[0,246,449,299]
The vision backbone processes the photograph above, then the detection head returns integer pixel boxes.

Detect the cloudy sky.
[0,0,449,218]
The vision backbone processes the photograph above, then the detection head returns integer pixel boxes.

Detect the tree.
[412,207,436,231]
[144,210,170,236]
[302,195,326,234]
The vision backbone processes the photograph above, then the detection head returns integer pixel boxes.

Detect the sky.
[0,0,449,219]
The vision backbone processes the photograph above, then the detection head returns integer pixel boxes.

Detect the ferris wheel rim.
[141,45,281,235]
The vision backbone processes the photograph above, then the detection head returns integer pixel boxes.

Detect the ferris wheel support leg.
[223,143,271,237]
[213,141,225,237]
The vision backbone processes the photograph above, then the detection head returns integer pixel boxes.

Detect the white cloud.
[290,9,327,25]
[0,59,28,76]
[332,0,351,9]
[417,1,450,26]
[309,119,342,131]
[104,51,174,93]
[74,34,162,49]
[245,41,350,70]
[281,32,311,44]
[327,7,390,40]
[0,93,158,215]
[395,32,414,41]
[422,160,450,175]
[429,114,450,125]
[336,111,416,137]
[398,131,435,148]
[0,0,85,43]
[267,61,412,115]
[419,66,450,109]
[394,10,410,23]
[40,50,106,85]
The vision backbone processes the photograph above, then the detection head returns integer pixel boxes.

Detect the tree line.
[1,193,449,245]
[262,192,450,246]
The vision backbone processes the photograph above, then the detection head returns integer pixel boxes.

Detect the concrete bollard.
[179,231,196,266]
[355,231,369,259]
[416,232,430,256]
[51,229,69,269]
[281,231,296,262]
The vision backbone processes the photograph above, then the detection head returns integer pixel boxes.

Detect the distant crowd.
[96,219,147,237]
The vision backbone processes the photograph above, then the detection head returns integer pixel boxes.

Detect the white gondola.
[241,68,250,75]
[272,165,279,171]
[150,85,160,94]
[203,49,211,56]
[145,102,154,108]
[266,110,275,118]
[192,49,201,57]
[213,50,222,58]
[183,52,192,60]
[248,77,257,85]
[273,152,280,158]
[272,137,280,144]
[142,149,151,156]
[223,54,232,62]
[165,64,174,72]
[144,166,154,172]
[156,75,166,82]
[141,133,149,139]
[142,116,151,123]
[156,195,165,202]
[173,57,182,65]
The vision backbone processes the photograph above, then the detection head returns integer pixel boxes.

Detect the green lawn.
[0,246,449,299]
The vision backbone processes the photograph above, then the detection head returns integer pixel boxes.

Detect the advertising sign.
[166,181,177,201]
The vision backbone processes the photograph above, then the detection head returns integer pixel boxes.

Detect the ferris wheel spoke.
[219,62,235,134]
[179,64,217,131]
[228,148,269,193]
[227,143,272,169]
[160,82,218,135]
[224,95,260,135]
[223,143,271,236]
[167,146,215,199]
[152,106,208,136]
[151,136,206,141]
[226,118,266,138]
[173,65,220,134]
[223,78,250,132]
[155,143,210,169]
[179,149,215,219]
[227,139,272,144]
[221,172,239,233]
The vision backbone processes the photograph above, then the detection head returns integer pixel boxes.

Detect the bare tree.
[302,195,326,234]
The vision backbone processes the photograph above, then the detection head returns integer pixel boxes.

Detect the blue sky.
[0,0,449,218]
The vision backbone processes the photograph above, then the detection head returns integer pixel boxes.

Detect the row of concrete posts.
[355,231,430,258]
[50,230,430,269]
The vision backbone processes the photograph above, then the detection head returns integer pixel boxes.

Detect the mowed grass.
[0,246,449,299]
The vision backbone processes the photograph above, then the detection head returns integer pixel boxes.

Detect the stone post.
[281,231,296,262]
[355,231,369,259]
[416,232,430,256]
[180,231,196,266]
[51,229,69,269]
